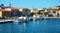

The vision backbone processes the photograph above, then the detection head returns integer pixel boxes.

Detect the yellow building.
[0,11,2,18]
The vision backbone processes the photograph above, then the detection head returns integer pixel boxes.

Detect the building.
[11,8,21,17]
[0,6,12,18]
[31,8,38,13]
[37,8,48,17]
[0,6,22,19]
[44,6,60,17]
[51,6,60,10]
[19,8,31,16]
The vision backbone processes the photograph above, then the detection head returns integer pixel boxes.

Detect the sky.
[0,0,60,8]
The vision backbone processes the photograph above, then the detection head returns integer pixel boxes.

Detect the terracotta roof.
[1,6,12,8]
[0,6,19,11]
[19,8,30,10]
[47,8,60,10]
[0,9,11,11]
[11,8,19,11]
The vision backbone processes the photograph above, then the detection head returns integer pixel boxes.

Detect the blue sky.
[0,0,60,8]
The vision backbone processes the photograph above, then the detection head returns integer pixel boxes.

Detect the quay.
[0,17,18,23]
[0,19,16,22]
[0,17,60,23]
[43,17,60,18]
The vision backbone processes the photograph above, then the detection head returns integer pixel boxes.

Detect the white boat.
[18,16,28,23]
[28,15,40,21]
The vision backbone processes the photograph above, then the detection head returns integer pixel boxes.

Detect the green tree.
[53,10,56,14]
[37,10,43,14]
[44,12,48,16]
[0,5,1,7]
[0,4,4,7]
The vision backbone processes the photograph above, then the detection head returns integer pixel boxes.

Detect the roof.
[0,9,11,11]
[11,8,19,11]
[53,6,60,7]
[0,6,19,11]
[1,6,12,9]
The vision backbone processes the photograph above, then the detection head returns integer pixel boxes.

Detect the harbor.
[0,0,60,33]
[0,4,60,23]
[0,18,60,33]
[0,16,60,23]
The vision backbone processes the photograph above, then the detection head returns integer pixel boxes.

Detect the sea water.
[0,18,60,33]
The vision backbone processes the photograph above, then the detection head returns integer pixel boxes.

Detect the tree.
[0,5,1,7]
[44,12,48,16]
[53,10,56,14]
[37,10,43,14]
[0,4,4,7]
[48,14,53,17]
[30,12,36,16]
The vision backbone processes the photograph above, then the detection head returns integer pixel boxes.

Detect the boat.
[0,19,14,24]
[28,15,40,21]
[18,16,28,23]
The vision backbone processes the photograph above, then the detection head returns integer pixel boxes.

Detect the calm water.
[0,18,60,33]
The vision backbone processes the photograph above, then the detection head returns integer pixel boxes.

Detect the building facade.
[19,8,31,16]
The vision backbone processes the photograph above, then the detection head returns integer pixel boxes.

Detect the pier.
[0,17,18,23]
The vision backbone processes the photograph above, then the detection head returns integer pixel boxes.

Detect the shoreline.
[0,17,60,23]
[42,17,60,18]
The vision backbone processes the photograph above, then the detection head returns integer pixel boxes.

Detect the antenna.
[9,0,11,7]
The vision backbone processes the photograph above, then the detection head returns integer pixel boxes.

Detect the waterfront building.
[0,5,60,19]
[31,8,38,13]
[46,9,56,17]
[51,6,60,9]
[0,6,12,19]
[11,8,20,17]
[0,11,2,18]
[37,8,47,17]
[19,8,31,16]
[37,6,60,17]
[30,8,38,16]
[0,6,22,19]
[46,6,60,17]
[51,6,60,16]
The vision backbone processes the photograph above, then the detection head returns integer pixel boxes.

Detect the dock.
[0,17,60,23]
[43,17,60,18]
[0,17,18,23]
